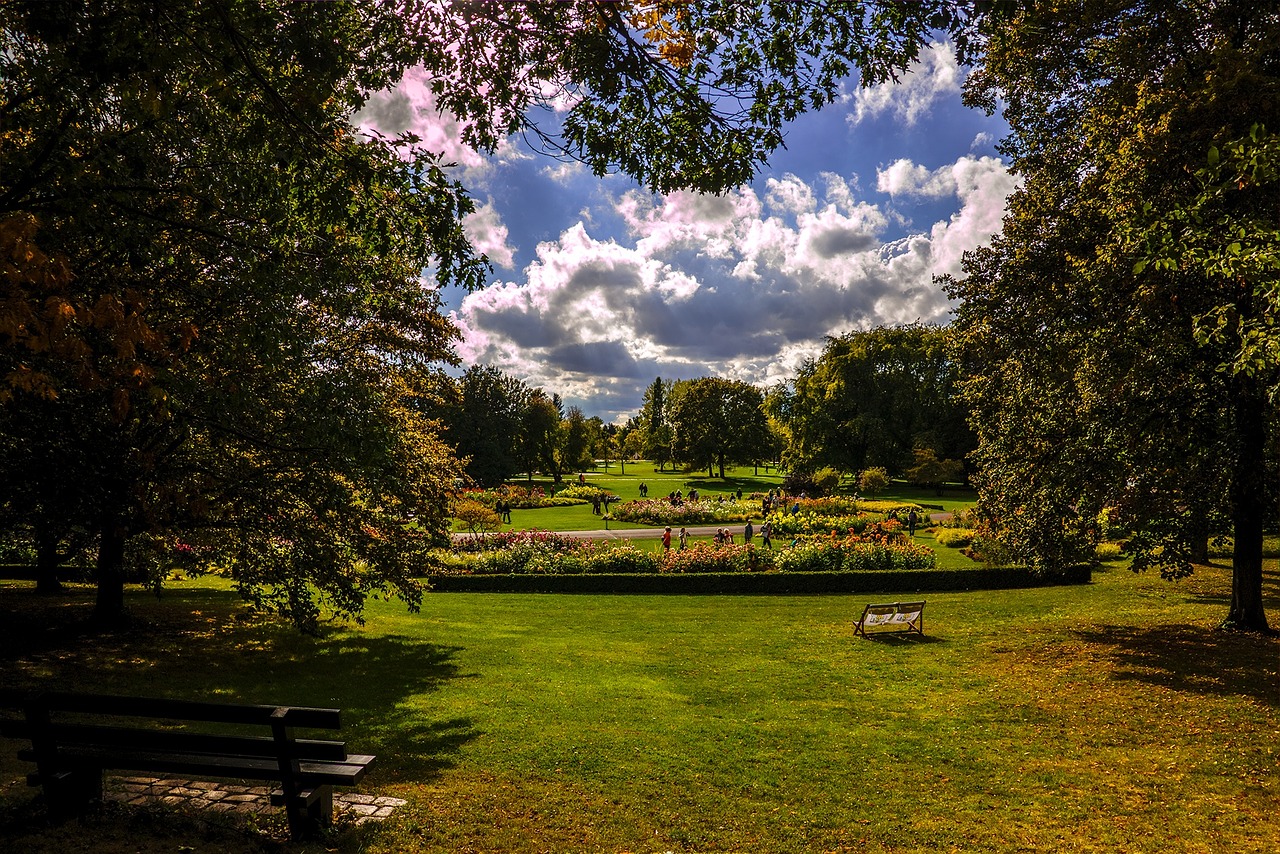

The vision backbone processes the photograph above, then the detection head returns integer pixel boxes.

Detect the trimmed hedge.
[424,564,1092,594]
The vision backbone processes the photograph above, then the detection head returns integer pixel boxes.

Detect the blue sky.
[356,41,1014,423]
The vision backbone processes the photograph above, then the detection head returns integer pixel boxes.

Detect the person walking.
[662,526,672,552]
[761,520,773,549]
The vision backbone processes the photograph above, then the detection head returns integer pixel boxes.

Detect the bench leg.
[280,785,334,841]
[38,768,104,817]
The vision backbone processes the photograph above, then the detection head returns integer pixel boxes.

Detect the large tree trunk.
[34,526,64,594]
[92,522,128,627]
[1224,377,1271,633]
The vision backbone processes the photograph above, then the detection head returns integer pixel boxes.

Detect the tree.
[518,390,563,483]
[669,378,771,478]
[784,325,974,477]
[951,0,1279,631]
[560,407,597,475]
[904,448,966,497]
[858,467,890,496]
[639,377,675,470]
[439,366,529,487]
[454,499,502,540]
[1,0,987,627]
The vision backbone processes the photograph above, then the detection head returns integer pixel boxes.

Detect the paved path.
[104,775,405,824]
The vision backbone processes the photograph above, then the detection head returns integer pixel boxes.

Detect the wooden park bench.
[0,691,375,840]
[854,601,925,638]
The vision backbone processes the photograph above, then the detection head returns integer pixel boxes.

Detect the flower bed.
[610,498,753,526]
[441,522,932,576]
[774,531,937,572]
[463,486,586,509]
[766,511,888,537]
[451,529,584,554]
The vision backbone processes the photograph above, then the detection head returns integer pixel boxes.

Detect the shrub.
[812,467,843,495]
[454,499,501,537]
[586,544,661,574]
[781,470,820,497]
[1094,542,1125,562]
[557,485,619,502]
[935,528,975,548]
[463,485,587,509]
[857,466,890,495]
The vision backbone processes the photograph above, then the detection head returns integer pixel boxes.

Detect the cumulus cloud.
[464,200,516,270]
[352,66,530,187]
[453,156,1017,419]
[847,41,963,127]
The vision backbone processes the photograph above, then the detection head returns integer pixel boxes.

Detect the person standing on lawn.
[662,527,672,552]
[908,508,919,537]
[678,527,689,550]
[744,520,754,543]
[761,520,773,549]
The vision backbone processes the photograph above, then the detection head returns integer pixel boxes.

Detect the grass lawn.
[2,557,1277,853]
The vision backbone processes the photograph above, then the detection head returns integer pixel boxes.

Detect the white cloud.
[765,174,817,216]
[847,41,963,127]
[453,157,1016,419]
[464,200,516,270]
[352,65,529,188]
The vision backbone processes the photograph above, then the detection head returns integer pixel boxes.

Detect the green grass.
[2,558,1277,853]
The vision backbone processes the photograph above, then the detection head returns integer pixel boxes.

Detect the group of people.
[494,499,513,523]
[660,519,774,551]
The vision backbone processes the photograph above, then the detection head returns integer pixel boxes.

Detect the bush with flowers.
[555,484,619,503]
[661,542,774,573]
[451,529,583,554]
[463,485,584,509]
[767,511,888,537]
[611,498,753,526]
[774,530,936,572]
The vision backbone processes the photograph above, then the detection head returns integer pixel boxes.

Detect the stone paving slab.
[104,776,406,825]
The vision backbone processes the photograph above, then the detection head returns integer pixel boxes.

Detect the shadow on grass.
[1073,623,1280,708]
[855,633,946,646]
[0,581,477,786]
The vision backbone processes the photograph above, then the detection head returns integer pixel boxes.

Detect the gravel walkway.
[104,775,405,824]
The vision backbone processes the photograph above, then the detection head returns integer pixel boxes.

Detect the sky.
[355,40,1016,424]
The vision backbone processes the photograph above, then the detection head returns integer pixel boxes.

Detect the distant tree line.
[440,323,973,492]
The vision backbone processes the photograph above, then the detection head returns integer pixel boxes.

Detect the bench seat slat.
[18,746,373,785]
[28,693,342,729]
[2,722,349,761]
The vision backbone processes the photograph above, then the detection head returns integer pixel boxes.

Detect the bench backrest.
[3,692,348,763]
[858,601,925,632]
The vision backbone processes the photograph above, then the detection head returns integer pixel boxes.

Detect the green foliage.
[782,324,975,476]
[1093,542,1125,562]
[415,2,980,194]
[453,500,502,539]
[950,1,1278,627]
[813,466,844,495]
[857,466,890,495]
[668,377,772,477]
[934,528,976,549]
[904,447,966,495]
